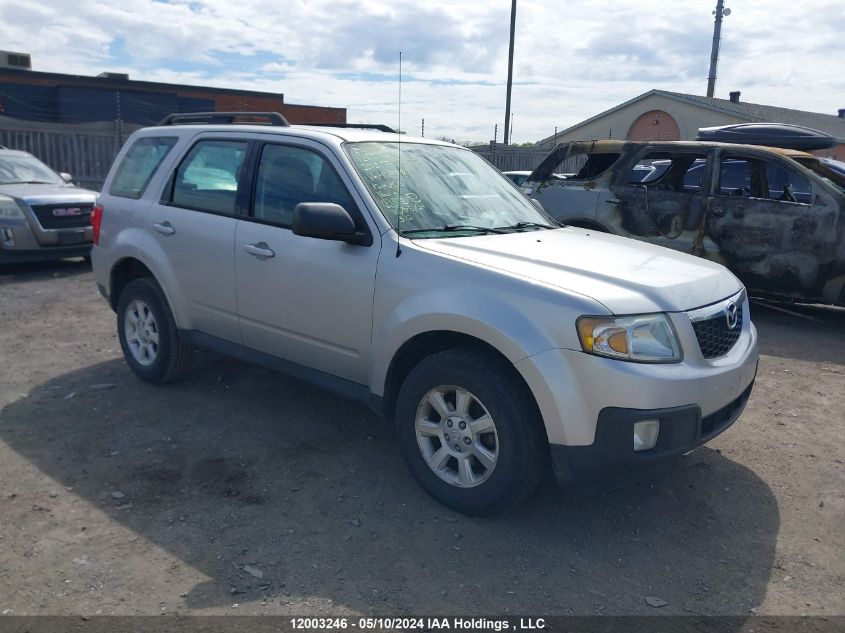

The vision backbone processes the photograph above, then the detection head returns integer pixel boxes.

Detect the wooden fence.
[1,118,565,189]
[0,117,140,190]
[471,145,549,172]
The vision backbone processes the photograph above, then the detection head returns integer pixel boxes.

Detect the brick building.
[0,66,345,126]
[0,62,346,188]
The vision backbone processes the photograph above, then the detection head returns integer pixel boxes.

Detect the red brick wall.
[811,143,845,161]
[212,94,284,113]
[627,110,681,141]
[279,103,346,124]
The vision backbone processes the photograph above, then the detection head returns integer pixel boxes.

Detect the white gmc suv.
[91,112,758,515]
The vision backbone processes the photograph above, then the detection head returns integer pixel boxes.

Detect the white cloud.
[0,0,842,143]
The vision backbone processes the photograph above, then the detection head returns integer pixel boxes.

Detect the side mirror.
[530,198,545,212]
[293,203,364,244]
[60,172,73,183]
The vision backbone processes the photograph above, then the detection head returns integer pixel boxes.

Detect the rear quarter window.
[109,137,178,199]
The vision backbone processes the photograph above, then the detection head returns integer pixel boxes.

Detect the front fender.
[370,286,559,397]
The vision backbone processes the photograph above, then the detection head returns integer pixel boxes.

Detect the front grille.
[691,303,743,359]
[30,202,94,230]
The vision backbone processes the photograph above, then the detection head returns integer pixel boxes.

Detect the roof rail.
[299,122,397,133]
[157,111,290,127]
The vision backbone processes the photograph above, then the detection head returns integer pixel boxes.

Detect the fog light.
[633,419,660,452]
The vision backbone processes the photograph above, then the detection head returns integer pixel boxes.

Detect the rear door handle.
[243,242,275,259]
[711,208,726,218]
[606,199,622,205]
[152,222,175,235]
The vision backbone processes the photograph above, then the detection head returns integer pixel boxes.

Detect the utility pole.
[503,0,517,145]
[115,91,124,146]
[421,118,424,137]
[707,0,730,98]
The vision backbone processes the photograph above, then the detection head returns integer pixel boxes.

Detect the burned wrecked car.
[526,140,845,306]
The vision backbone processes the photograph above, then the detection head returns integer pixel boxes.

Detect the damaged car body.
[527,140,845,306]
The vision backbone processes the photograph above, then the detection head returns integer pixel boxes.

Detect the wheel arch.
[380,330,543,428]
[110,257,155,310]
[104,230,190,329]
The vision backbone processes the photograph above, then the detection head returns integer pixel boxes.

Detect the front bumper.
[513,293,759,490]
[549,378,754,491]
[0,244,91,262]
[0,216,92,262]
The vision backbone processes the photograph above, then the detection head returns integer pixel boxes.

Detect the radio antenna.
[395,51,403,258]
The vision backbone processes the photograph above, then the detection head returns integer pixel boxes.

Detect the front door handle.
[711,208,726,218]
[243,242,275,259]
[606,199,622,205]
[153,221,175,235]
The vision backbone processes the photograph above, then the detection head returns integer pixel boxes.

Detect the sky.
[1,0,843,144]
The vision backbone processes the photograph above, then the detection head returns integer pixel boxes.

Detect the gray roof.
[538,89,845,145]
[660,90,845,140]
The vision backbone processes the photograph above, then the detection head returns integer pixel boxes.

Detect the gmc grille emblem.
[52,207,82,217]
[725,301,739,330]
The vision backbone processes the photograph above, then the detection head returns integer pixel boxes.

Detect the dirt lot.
[0,259,842,617]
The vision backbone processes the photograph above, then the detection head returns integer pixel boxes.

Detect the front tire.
[116,278,193,384]
[395,348,548,515]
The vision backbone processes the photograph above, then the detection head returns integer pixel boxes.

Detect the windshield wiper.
[12,180,56,185]
[497,221,559,231]
[401,224,508,236]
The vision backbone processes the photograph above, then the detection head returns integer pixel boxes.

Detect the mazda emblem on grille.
[725,301,739,330]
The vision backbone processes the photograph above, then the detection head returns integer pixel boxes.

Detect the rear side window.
[169,140,247,216]
[718,159,752,195]
[637,152,707,191]
[109,137,177,199]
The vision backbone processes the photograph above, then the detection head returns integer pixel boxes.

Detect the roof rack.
[158,111,290,127]
[299,123,397,133]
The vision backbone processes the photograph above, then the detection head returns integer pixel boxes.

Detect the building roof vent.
[97,72,129,80]
[0,50,32,70]
[729,91,741,103]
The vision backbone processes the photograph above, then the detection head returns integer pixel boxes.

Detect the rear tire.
[116,278,193,384]
[395,348,548,515]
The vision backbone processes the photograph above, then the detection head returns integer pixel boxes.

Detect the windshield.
[344,142,554,236]
[0,153,64,185]
[792,156,845,194]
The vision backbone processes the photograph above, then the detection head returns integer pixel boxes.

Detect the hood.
[0,183,98,203]
[414,227,742,314]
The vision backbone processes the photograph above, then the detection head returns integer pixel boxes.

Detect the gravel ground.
[0,259,842,617]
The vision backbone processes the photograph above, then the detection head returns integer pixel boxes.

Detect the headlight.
[0,196,25,219]
[576,313,682,363]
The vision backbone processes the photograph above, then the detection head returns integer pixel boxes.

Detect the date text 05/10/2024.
[289,617,547,631]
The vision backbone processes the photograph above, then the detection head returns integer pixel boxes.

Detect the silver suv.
[0,148,98,262]
[92,112,759,514]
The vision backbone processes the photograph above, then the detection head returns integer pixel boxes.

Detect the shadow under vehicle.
[0,355,780,616]
[526,140,845,306]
